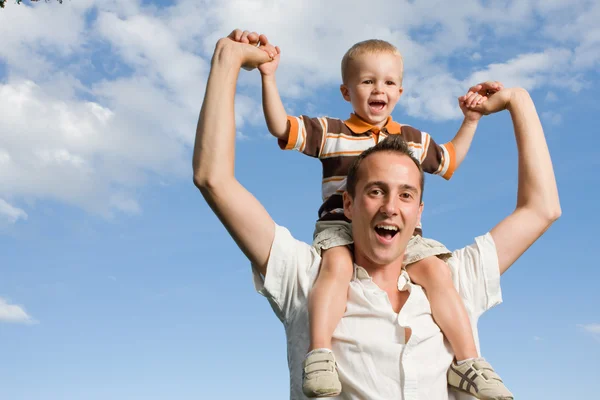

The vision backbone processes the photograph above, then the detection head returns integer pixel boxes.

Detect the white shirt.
[253,224,502,400]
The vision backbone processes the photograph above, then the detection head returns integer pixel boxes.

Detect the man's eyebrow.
[364,181,388,189]
[399,184,419,193]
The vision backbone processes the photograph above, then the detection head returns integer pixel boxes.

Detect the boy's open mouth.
[374,224,399,240]
[369,101,387,111]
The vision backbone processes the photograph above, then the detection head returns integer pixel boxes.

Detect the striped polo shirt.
[280,113,456,222]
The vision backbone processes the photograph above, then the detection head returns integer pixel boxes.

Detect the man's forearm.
[192,33,276,273]
[489,88,561,274]
[262,75,289,140]
[509,89,561,218]
[193,40,242,187]
[450,119,479,169]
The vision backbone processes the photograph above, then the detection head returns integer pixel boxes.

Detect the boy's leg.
[308,246,354,350]
[303,222,353,398]
[406,255,478,360]
[303,246,352,397]
[405,237,513,400]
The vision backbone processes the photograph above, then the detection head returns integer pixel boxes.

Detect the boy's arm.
[193,30,278,276]
[471,87,561,275]
[449,118,479,170]
[258,48,289,141]
[451,81,504,169]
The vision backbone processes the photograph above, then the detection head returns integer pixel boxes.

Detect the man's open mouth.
[374,224,399,240]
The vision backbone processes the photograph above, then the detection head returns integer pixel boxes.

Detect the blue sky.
[0,0,599,399]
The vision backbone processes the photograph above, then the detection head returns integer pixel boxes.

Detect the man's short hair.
[346,135,424,201]
[341,39,404,84]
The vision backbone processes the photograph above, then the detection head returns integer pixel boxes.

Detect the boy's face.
[340,52,404,129]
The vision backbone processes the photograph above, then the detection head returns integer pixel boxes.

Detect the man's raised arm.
[193,30,277,275]
[471,86,561,275]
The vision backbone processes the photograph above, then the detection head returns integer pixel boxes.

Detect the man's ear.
[340,84,351,102]
[343,191,353,220]
[417,201,423,226]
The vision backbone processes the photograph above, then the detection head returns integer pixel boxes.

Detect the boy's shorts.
[313,220,451,267]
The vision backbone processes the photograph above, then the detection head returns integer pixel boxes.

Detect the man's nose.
[380,195,398,216]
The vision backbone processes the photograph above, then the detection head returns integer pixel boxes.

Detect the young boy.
[257,39,512,400]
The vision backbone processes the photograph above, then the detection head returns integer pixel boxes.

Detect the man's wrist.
[506,88,531,112]
[212,39,244,69]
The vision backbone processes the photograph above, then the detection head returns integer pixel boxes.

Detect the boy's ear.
[398,87,404,97]
[340,84,351,102]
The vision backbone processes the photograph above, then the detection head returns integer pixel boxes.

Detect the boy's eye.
[386,81,396,85]
[363,80,373,84]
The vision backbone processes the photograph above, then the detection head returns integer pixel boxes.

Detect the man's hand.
[458,81,505,122]
[466,87,514,116]
[216,29,278,71]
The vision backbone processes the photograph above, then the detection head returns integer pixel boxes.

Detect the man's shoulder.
[270,224,318,262]
[450,232,496,263]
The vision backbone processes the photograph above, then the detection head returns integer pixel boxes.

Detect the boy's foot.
[448,358,514,400]
[302,349,342,398]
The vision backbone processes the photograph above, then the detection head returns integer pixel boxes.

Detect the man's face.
[344,151,423,268]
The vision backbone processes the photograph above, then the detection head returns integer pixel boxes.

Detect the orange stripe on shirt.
[442,141,456,180]
[319,118,328,156]
[283,116,299,150]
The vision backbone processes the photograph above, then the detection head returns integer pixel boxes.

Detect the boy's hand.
[258,46,281,76]
[467,88,515,116]
[458,81,505,121]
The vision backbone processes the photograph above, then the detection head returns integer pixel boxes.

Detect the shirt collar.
[344,113,402,135]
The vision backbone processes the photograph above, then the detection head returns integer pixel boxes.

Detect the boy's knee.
[321,246,354,279]
[406,256,451,287]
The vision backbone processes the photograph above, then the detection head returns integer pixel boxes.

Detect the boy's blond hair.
[341,39,404,85]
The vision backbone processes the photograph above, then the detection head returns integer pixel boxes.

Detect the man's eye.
[371,189,383,195]
[400,193,412,199]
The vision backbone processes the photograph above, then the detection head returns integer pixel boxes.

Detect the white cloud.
[578,324,600,341]
[0,198,27,224]
[0,0,596,218]
[0,297,35,324]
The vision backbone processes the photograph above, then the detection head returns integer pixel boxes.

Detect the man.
[193,30,561,400]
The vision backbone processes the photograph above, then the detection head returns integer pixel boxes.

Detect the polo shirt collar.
[344,113,401,134]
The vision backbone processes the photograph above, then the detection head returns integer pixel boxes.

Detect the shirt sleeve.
[420,132,457,180]
[278,115,326,158]
[447,233,502,319]
[251,224,320,323]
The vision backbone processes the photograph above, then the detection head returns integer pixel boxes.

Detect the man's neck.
[355,256,404,290]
